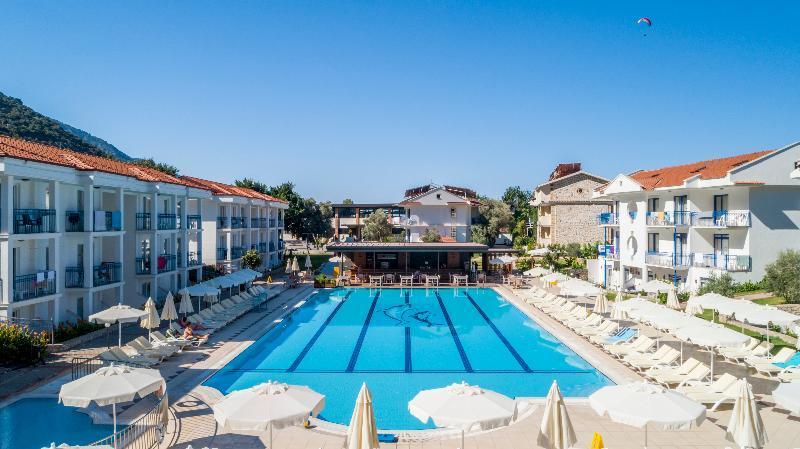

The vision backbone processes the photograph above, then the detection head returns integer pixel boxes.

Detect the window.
[142,282,151,298]
[450,227,457,238]
[450,208,456,218]
[647,198,659,213]
[648,233,659,253]
[436,193,441,200]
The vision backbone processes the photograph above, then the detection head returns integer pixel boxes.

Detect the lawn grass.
[753,296,787,306]
[695,310,792,355]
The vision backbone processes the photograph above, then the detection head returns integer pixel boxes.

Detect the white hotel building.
[593,142,800,293]
[0,136,283,326]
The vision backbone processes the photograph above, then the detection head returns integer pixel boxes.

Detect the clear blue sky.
[2,1,799,202]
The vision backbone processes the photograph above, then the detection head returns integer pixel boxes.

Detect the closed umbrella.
[291,257,300,273]
[160,292,178,329]
[89,303,148,347]
[685,296,704,315]
[611,300,628,321]
[305,254,313,270]
[409,381,518,448]
[538,381,576,449]
[726,379,768,449]
[59,364,165,448]
[772,382,800,415]
[285,259,293,274]
[140,298,160,341]
[666,287,680,310]
[346,383,379,449]
[178,291,194,317]
[213,380,325,449]
[589,382,706,448]
[593,292,609,315]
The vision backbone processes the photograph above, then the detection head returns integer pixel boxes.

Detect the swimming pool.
[0,398,112,449]
[205,287,612,429]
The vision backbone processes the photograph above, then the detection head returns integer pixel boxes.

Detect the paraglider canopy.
[637,17,652,36]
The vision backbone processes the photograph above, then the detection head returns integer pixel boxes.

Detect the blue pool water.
[205,287,612,429]
[0,398,112,449]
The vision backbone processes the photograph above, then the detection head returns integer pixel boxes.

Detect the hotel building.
[593,142,800,292]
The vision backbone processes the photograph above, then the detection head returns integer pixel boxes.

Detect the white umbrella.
[59,364,165,448]
[611,300,628,321]
[160,292,178,329]
[685,296,704,315]
[285,259,293,274]
[527,247,550,256]
[409,381,518,448]
[666,287,680,310]
[291,257,300,273]
[560,279,602,298]
[773,382,800,415]
[178,291,194,316]
[593,292,609,315]
[346,383,379,449]
[89,303,148,347]
[213,380,324,448]
[523,267,550,277]
[589,382,706,448]
[305,254,313,270]
[640,279,671,295]
[726,379,768,449]
[675,324,750,378]
[41,444,113,449]
[140,298,161,341]
[538,381,576,449]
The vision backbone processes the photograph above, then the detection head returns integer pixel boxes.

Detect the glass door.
[713,194,728,225]
[673,195,688,225]
[714,234,729,269]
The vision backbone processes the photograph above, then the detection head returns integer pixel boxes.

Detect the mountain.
[0,91,131,160]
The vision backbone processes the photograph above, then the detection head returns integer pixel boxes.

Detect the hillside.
[0,91,131,160]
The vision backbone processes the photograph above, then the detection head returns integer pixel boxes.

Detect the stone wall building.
[531,163,611,246]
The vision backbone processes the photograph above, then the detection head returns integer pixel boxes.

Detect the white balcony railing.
[693,210,751,228]
[692,253,751,272]
[645,252,692,268]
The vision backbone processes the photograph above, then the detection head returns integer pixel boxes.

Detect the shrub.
[0,322,48,366]
[241,249,263,271]
[764,250,800,303]
[420,228,442,243]
[53,320,104,343]
[735,279,766,294]
[698,273,737,297]
[515,257,532,271]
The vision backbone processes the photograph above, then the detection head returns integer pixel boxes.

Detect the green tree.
[502,186,537,248]
[361,209,393,242]
[241,250,263,271]
[342,198,354,204]
[764,250,800,303]
[131,158,179,176]
[265,182,306,237]
[471,197,514,247]
[698,273,737,297]
[235,178,270,194]
[420,228,442,243]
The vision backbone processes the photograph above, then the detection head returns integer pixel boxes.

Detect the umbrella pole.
[270,422,273,449]
[118,322,123,347]
[644,423,648,449]
[710,351,715,379]
[680,341,683,365]
[113,402,118,449]
[461,428,465,449]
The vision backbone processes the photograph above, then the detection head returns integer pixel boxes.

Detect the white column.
[84,186,94,232]
[0,240,11,307]
[1,175,13,235]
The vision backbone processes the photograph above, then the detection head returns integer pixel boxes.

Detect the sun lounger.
[591,327,635,345]
[646,358,704,385]
[628,347,681,370]
[623,344,671,366]
[605,335,655,357]
[109,346,161,365]
[126,339,170,360]
[133,336,179,356]
[720,339,772,362]
[777,366,800,383]
[745,348,797,377]
[566,313,601,330]
[677,373,738,396]
[580,320,618,337]
[683,379,741,411]
[99,349,158,367]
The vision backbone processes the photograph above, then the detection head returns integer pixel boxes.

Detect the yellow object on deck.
[333,266,340,276]
[267,275,272,283]
[589,432,604,449]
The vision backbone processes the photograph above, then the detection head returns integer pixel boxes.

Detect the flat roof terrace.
[327,242,489,253]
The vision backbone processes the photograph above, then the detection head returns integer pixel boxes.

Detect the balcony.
[646,211,694,227]
[628,211,638,221]
[65,211,85,232]
[258,242,267,253]
[188,251,202,266]
[136,213,152,231]
[269,218,276,228]
[693,254,751,272]
[252,217,267,228]
[217,216,229,229]
[231,217,246,229]
[14,209,56,234]
[277,219,284,227]
[157,214,177,230]
[597,213,619,226]
[13,272,57,302]
[157,254,176,273]
[694,210,751,228]
[186,215,202,230]
[278,240,285,250]
[65,267,85,288]
[231,246,246,259]
[93,262,122,286]
[598,244,619,260]
[177,252,184,268]
[217,247,228,260]
[135,257,151,275]
[645,252,692,269]
[269,242,275,252]
[94,211,122,232]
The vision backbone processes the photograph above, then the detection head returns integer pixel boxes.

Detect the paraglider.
[637,17,652,36]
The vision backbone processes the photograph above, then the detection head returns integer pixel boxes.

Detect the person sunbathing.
[179,316,207,330]
[182,326,208,343]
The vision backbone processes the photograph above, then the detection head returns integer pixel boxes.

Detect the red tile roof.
[181,176,287,203]
[628,150,774,190]
[0,135,197,188]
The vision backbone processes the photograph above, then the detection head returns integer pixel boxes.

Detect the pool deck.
[8,282,800,448]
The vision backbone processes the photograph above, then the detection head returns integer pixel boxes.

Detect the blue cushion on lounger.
[378,433,398,443]
[773,352,800,369]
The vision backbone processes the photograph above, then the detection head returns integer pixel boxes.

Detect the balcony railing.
[14,272,57,302]
[157,254,176,273]
[646,211,695,227]
[94,262,122,286]
[269,242,275,252]
[277,219,284,227]
[694,210,751,228]
[65,211,85,232]
[157,214,177,230]
[136,213,152,231]
[597,213,619,226]
[258,242,267,253]
[218,216,229,229]
[188,251,202,266]
[269,218,276,227]
[598,244,619,260]
[94,211,122,231]
[278,240,285,250]
[217,247,228,260]
[14,209,56,234]
[65,266,85,288]
[186,215,202,230]
[231,217,246,229]
[645,252,692,268]
[628,211,638,221]
[693,254,751,272]
[135,257,151,275]
[231,246,245,259]
[177,252,184,268]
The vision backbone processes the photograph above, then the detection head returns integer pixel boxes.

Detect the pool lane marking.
[404,291,412,373]
[464,292,532,373]
[345,291,380,372]
[434,291,474,373]
[287,291,352,372]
